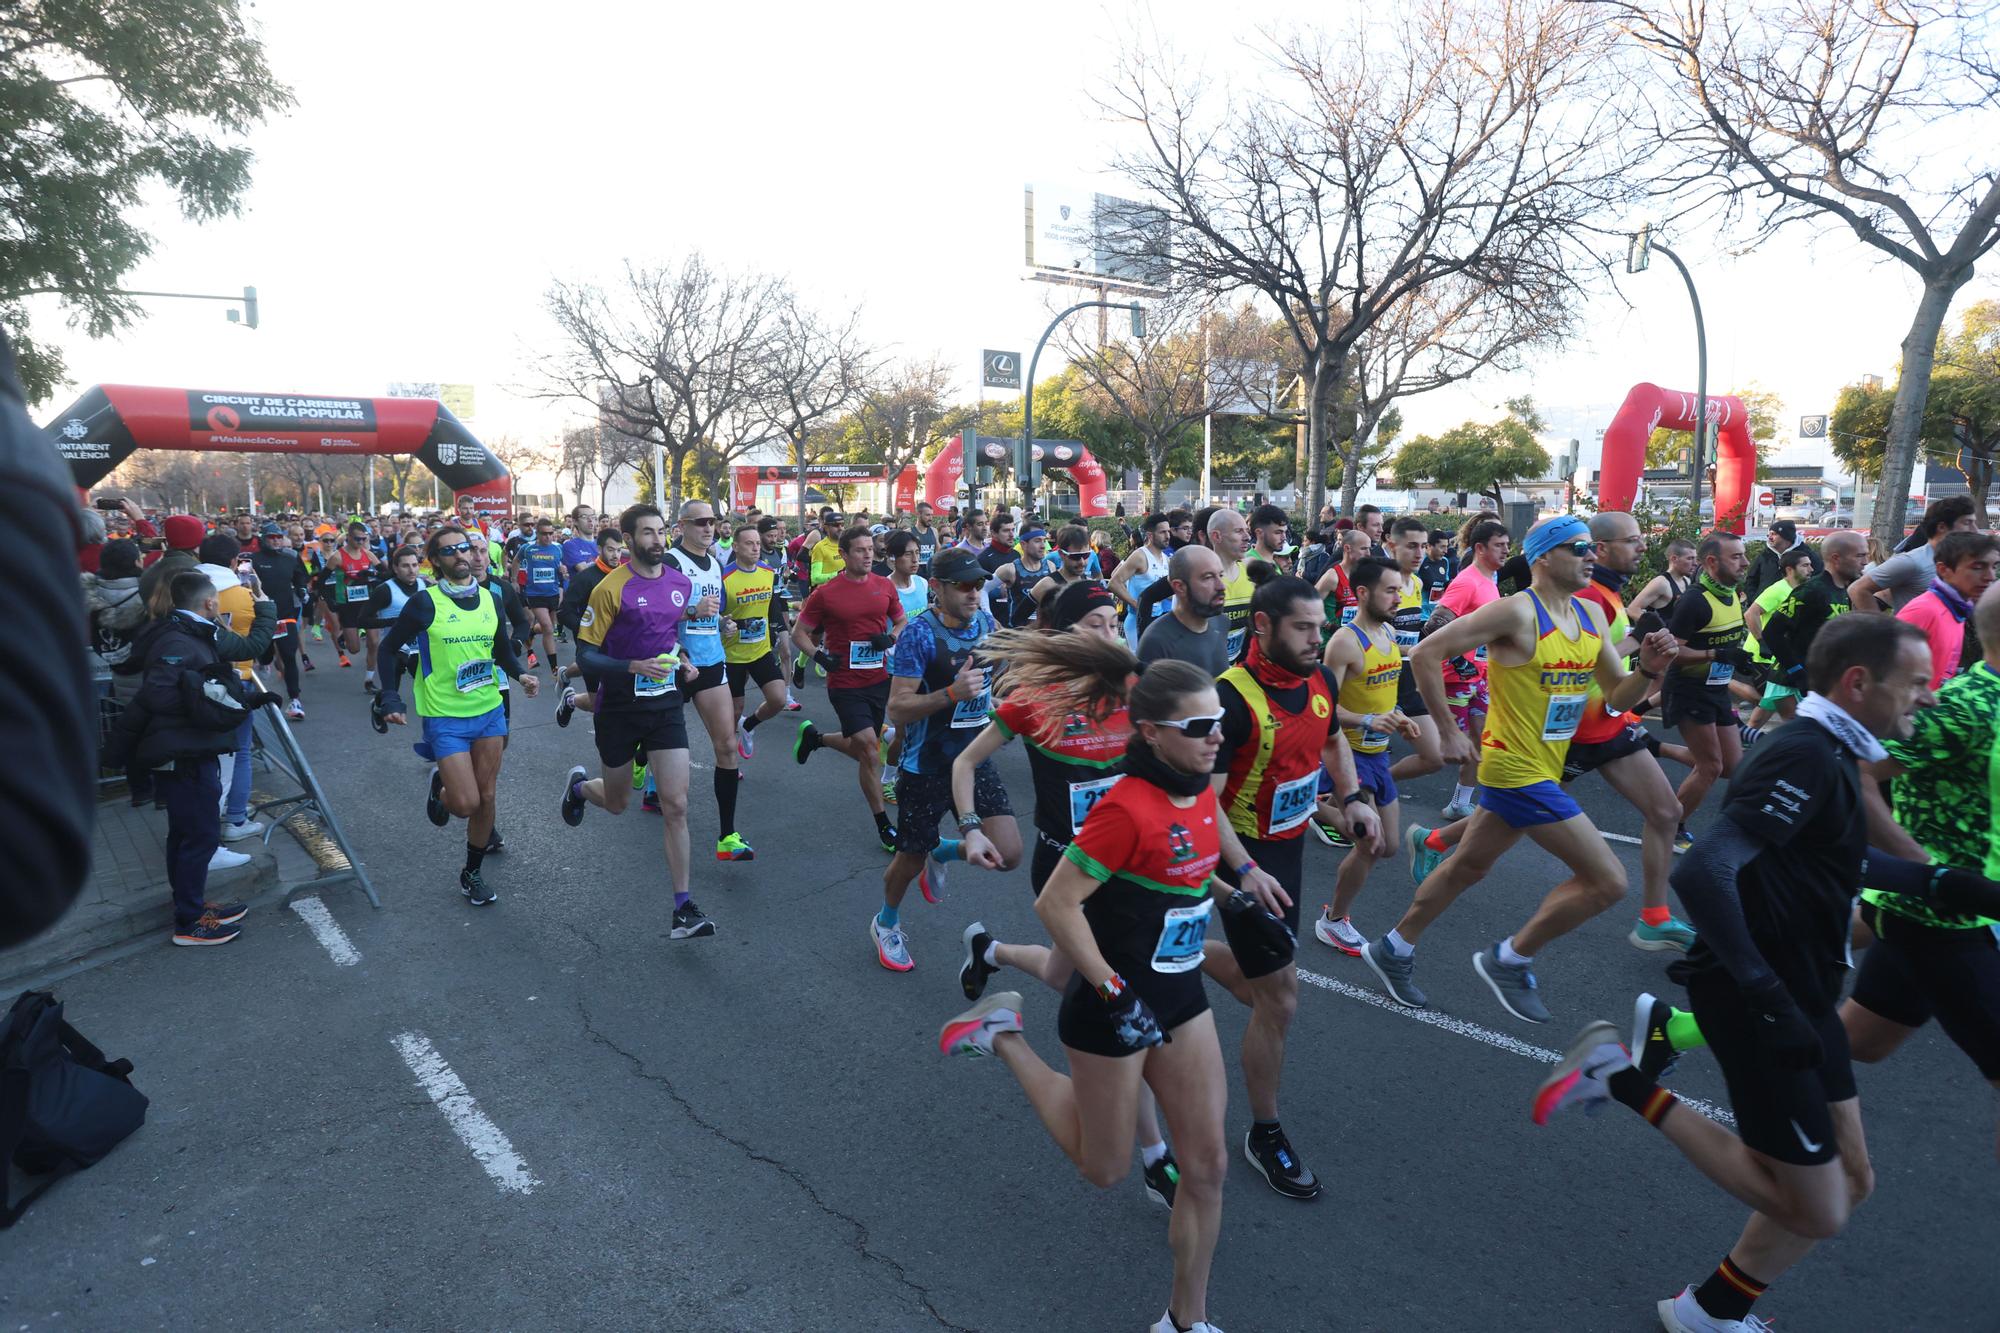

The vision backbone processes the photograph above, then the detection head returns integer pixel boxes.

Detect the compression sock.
[1497,937,1532,967]
[1693,1256,1768,1324]
[1665,1007,1707,1050]
[935,837,963,863]
[1141,1141,1169,1167]
[1424,828,1450,852]
[1453,783,1476,807]
[713,767,739,837]
[1384,929,1415,957]
[1640,904,1672,927]
[1605,1066,1677,1127]
[464,841,486,874]
[877,903,900,929]
[874,809,895,839]
[742,713,761,732]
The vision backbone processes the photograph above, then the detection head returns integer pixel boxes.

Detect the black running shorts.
[1217,832,1305,936]
[684,661,728,696]
[525,593,561,612]
[894,762,1011,858]
[830,680,891,739]
[726,653,782,698]
[593,705,689,767]
[1852,903,2000,1080]
[1395,671,1429,719]
[1030,829,1068,896]
[1661,679,1735,729]
[1687,969,1855,1167]
[1058,941,1210,1059]
[1561,722,1659,783]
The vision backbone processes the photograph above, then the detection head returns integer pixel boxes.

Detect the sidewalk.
[0,786,323,990]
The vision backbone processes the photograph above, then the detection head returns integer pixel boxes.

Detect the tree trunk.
[598,470,614,515]
[1147,437,1168,513]
[1302,355,1331,522]
[1875,275,1969,539]
[667,449,686,518]
[794,431,811,526]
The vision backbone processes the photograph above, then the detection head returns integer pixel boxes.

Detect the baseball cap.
[930,547,990,583]
[260,524,283,538]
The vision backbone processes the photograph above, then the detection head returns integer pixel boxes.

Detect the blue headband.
[1522,515,1591,564]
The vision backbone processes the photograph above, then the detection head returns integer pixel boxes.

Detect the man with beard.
[1138,545,1231,676]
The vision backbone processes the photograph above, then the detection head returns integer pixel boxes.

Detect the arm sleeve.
[1668,815,1779,986]
[374,595,435,697]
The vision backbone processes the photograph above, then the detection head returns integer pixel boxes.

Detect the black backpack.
[0,991,149,1227]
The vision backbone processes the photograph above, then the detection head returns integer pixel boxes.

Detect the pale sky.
[26,0,1992,490]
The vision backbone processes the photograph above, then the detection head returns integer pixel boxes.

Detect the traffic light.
[977,466,995,486]
[1130,302,1146,338]
[228,285,259,329]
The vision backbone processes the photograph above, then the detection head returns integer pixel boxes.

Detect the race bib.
[950,692,989,729]
[848,639,885,669]
[1395,627,1420,650]
[1150,898,1213,974]
[736,616,768,646]
[1705,660,1735,687]
[344,583,370,603]
[1268,771,1321,835]
[529,566,556,587]
[454,659,494,694]
[1474,644,1489,663]
[634,670,678,698]
[1339,604,1359,628]
[1226,627,1247,661]
[1067,773,1123,834]
[1541,692,1587,742]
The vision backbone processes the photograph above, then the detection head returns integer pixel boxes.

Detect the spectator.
[140,513,209,615]
[195,533,277,850]
[88,538,156,803]
[1850,494,1978,612]
[1895,529,2000,688]
[79,496,157,573]
[1742,518,1822,602]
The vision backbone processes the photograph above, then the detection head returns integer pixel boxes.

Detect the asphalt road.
[6,647,1995,1331]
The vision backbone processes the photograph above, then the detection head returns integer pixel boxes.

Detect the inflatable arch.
[1597,384,1755,534]
[46,384,512,520]
[923,434,1109,517]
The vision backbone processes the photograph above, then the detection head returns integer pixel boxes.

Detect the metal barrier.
[246,703,380,907]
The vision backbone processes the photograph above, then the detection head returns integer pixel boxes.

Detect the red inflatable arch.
[924,434,1109,517]
[1598,384,1755,533]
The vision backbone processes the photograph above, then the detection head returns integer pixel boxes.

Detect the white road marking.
[1295,966,1736,1127]
[1601,831,1642,846]
[391,1032,541,1195]
[289,896,361,966]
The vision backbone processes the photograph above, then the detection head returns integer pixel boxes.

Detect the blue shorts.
[1351,750,1398,806]
[418,706,508,760]
[1477,780,1581,829]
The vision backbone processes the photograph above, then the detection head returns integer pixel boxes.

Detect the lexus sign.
[982,350,1022,392]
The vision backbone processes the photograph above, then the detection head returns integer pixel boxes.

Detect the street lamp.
[1627,226,1710,523]
[1022,300,1144,514]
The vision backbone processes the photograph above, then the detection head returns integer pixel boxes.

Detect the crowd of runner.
[85,487,2000,1332]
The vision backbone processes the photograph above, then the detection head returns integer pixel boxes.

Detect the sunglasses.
[1151,709,1226,738]
[1061,550,1090,560]
[433,542,471,557]
[1554,539,1594,558]
[684,517,716,526]
[946,580,984,594]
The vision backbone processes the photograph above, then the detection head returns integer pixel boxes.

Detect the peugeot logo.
[1058,205,1071,221]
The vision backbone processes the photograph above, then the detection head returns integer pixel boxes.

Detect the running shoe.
[1313,909,1365,956]
[1440,797,1478,820]
[671,900,717,939]
[715,833,755,862]
[526,650,539,669]
[871,915,913,971]
[918,851,948,904]
[560,764,589,827]
[460,867,496,906]
[783,690,802,711]
[1530,1020,1627,1125]
[555,686,576,728]
[876,820,899,854]
[286,699,305,721]
[882,773,898,804]
[1473,943,1551,1023]
[202,900,249,925]
[642,790,662,814]
[1406,823,1447,885]
[792,656,806,688]
[302,653,316,672]
[339,653,351,668]
[1630,991,1681,1080]
[1309,817,1350,848]
[426,769,449,828]
[736,717,755,759]
[1150,1315,1225,1333]
[959,921,997,1000]
[220,818,266,843]
[484,830,505,855]
[311,624,323,642]
[937,991,1022,1057]
[1142,1153,1180,1209]
[370,695,389,734]
[1361,939,1427,1008]
[207,847,251,872]
[1628,915,1697,952]
[794,720,821,764]
[172,912,241,947]
[1674,825,1694,854]
[1658,1285,1774,1332]
[364,677,379,694]
[1243,1125,1322,1200]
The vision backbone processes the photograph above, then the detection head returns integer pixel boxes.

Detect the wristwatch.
[957,813,983,833]
[1342,791,1368,807]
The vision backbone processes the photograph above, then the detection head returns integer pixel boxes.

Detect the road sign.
[1799,415,1828,439]
[982,350,1021,391]
[1758,491,1775,507]
[1772,487,1794,505]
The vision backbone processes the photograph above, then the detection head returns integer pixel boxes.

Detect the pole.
[368,462,376,516]
[1201,318,1213,504]
[1023,297,1132,518]
[1653,242,1708,525]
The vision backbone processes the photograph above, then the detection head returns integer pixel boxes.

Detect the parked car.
[1816,507,1856,528]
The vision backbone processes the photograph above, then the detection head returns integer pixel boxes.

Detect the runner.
[667,500,755,862]
[1025,524,1098,622]
[879,530,933,799]
[1533,614,2000,1332]
[335,521,379,677]
[1427,518,1511,820]
[871,547,1007,971]
[1663,530,1756,852]
[1312,558,1422,954]
[991,523,1058,628]
[1209,565,1379,1198]
[515,516,567,674]
[374,527,539,907]
[1893,529,1997,688]
[1382,517,1451,786]
[1208,508,1253,664]
[1109,511,1174,651]
[1740,545,1817,732]
[1757,530,1868,700]
[792,524,906,853]
[1361,515,1678,1022]
[1311,530,1370,641]
[939,657,1285,1333]
[248,524,312,720]
[1137,546,1231,674]
[554,527,624,726]
[558,503,714,940]
[1627,538,1697,623]
[561,507,599,575]
[720,521,790,773]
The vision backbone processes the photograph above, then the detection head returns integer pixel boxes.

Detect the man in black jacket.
[250,524,313,719]
[1743,519,1823,603]
[110,572,277,946]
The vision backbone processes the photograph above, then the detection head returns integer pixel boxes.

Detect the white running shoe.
[736,717,755,759]
[219,819,266,843]
[1313,909,1366,956]
[1150,1314,1226,1333]
[937,991,1023,1057]
[1531,1021,1628,1126]
[1440,798,1478,820]
[207,847,252,872]
[285,699,305,721]
[1657,1285,1773,1331]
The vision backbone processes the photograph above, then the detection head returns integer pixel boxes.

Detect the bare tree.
[1056,285,1217,509]
[538,255,783,516]
[843,354,952,489]
[1101,0,1627,517]
[755,289,872,523]
[557,424,598,512]
[1605,0,2000,537]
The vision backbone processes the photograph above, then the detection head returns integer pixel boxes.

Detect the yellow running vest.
[1337,622,1402,755]
[1478,591,1601,789]
[1221,562,1252,662]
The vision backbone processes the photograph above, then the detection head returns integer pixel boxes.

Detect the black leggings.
[274,622,302,699]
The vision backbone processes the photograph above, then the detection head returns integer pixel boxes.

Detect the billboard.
[1024,186,1169,287]
[982,350,1022,391]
